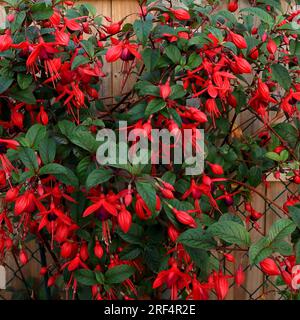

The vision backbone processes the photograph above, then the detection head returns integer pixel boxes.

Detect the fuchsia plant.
[0,0,299,300]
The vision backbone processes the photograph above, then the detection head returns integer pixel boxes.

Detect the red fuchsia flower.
[80,241,89,261]
[0,210,13,233]
[153,262,191,300]
[94,240,104,259]
[228,31,247,49]
[0,138,19,176]
[248,47,259,60]
[117,205,132,233]
[205,99,221,127]
[159,79,171,100]
[36,106,49,125]
[26,38,61,79]
[0,31,12,52]
[135,195,152,220]
[82,193,119,218]
[267,39,277,55]
[169,8,191,21]
[19,249,28,265]
[62,253,89,272]
[61,241,78,259]
[283,195,300,213]
[235,265,245,287]
[260,258,281,276]
[168,224,180,242]
[106,38,141,62]
[187,275,211,300]
[232,55,252,74]
[212,271,230,300]
[224,253,235,263]
[103,21,123,35]
[207,162,224,175]
[172,208,197,228]
[228,0,238,12]
[55,28,70,46]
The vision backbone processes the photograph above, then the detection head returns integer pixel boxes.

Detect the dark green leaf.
[133,20,153,45]
[178,228,216,250]
[135,180,156,213]
[39,138,56,164]
[86,168,113,189]
[165,45,181,64]
[0,76,13,94]
[26,124,47,148]
[71,55,90,70]
[271,64,291,91]
[105,265,135,284]
[145,98,166,117]
[31,3,54,20]
[74,269,98,286]
[19,147,38,171]
[209,220,251,247]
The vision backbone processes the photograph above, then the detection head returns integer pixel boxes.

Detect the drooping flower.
[153,262,191,300]
[260,258,281,276]
[106,38,141,62]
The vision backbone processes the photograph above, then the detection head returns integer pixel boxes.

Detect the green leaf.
[135,180,156,213]
[74,269,98,286]
[209,220,251,247]
[249,237,273,265]
[240,7,274,26]
[19,147,38,171]
[39,138,56,164]
[265,152,280,161]
[80,40,94,57]
[145,98,166,117]
[144,245,164,272]
[170,85,186,100]
[82,3,97,16]
[0,76,13,94]
[39,163,79,187]
[71,55,90,70]
[117,224,143,245]
[9,86,36,104]
[273,123,298,147]
[11,11,26,33]
[133,20,153,46]
[17,74,33,90]
[289,205,300,229]
[296,240,300,264]
[165,45,181,64]
[178,228,216,250]
[86,168,113,189]
[69,129,98,152]
[26,124,47,148]
[105,265,135,284]
[271,64,291,91]
[267,219,296,244]
[272,240,293,256]
[279,150,289,162]
[248,167,262,187]
[187,52,202,69]
[141,48,160,71]
[31,3,54,20]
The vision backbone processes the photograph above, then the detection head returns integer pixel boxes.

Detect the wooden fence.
[0,0,298,300]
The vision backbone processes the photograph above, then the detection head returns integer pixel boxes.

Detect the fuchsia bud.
[267,39,277,54]
[228,0,238,12]
[117,207,132,233]
[208,162,224,175]
[159,80,171,100]
[94,241,104,259]
[260,258,281,276]
[235,265,245,287]
[169,8,191,21]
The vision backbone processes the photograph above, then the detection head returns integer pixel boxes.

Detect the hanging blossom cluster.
[0,0,299,300]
